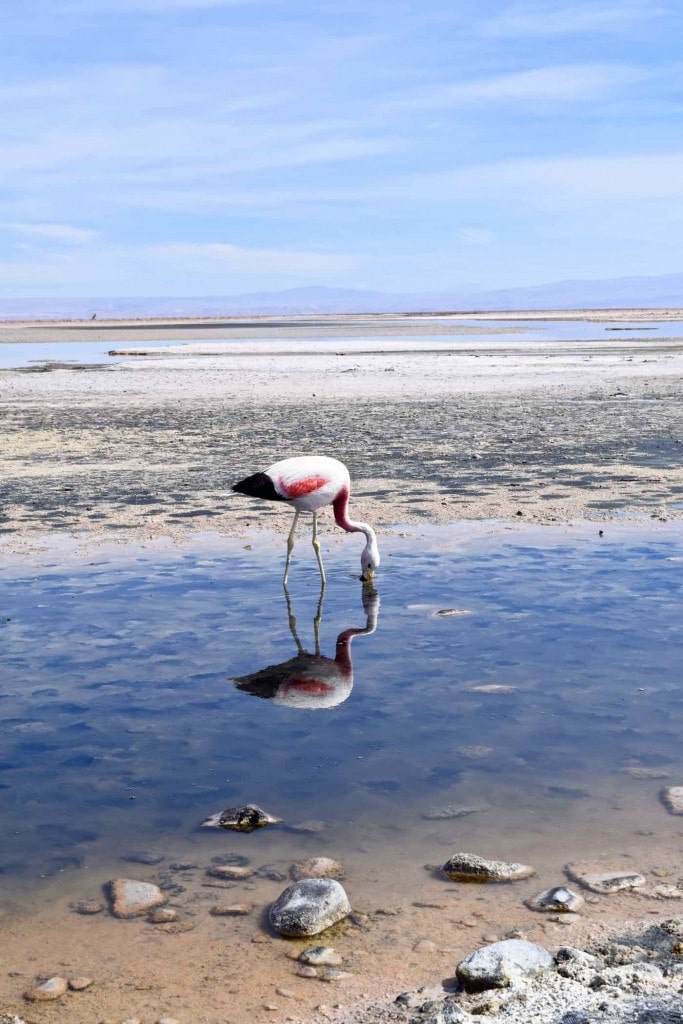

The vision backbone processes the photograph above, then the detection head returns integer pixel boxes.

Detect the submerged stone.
[526,886,584,913]
[661,786,683,815]
[456,939,553,992]
[443,852,535,883]
[202,804,282,832]
[208,864,255,879]
[210,903,253,916]
[269,879,351,937]
[107,878,167,918]
[290,857,343,881]
[121,849,165,866]
[422,805,486,821]
[565,862,646,895]
[299,946,343,966]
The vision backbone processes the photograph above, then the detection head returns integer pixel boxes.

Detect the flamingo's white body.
[232,455,379,583]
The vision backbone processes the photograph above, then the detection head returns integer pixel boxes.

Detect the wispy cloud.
[478,2,663,38]
[63,0,267,10]
[148,242,358,277]
[0,239,360,295]
[385,63,647,111]
[452,152,683,201]
[3,222,97,244]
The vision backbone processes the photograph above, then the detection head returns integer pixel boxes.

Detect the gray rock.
[269,879,351,937]
[319,968,353,982]
[255,863,289,882]
[72,898,105,915]
[661,786,683,815]
[208,864,255,879]
[299,946,343,966]
[526,886,584,913]
[565,861,646,894]
[107,878,167,918]
[443,852,535,883]
[555,946,601,984]
[147,908,178,923]
[593,962,665,993]
[422,806,486,821]
[650,884,683,899]
[290,857,343,881]
[0,1016,27,1024]
[24,976,69,1002]
[121,850,165,865]
[209,903,253,916]
[202,804,282,832]
[456,939,553,992]
[68,977,93,990]
[295,965,318,977]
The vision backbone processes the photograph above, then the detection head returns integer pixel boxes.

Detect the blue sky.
[2,0,683,296]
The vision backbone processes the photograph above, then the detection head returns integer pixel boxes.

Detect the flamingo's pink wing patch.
[280,475,329,499]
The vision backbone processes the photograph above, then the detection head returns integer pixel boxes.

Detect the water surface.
[3,318,683,368]
[1,527,681,886]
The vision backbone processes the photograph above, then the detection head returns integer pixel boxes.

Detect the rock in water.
[443,852,535,883]
[147,908,178,923]
[526,886,584,913]
[269,879,351,937]
[290,857,344,881]
[456,939,553,992]
[107,878,167,918]
[564,862,646,894]
[121,850,165,866]
[299,946,343,966]
[208,864,255,879]
[24,976,68,1001]
[210,903,253,916]
[202,804,282,832]
[661,786,683,815]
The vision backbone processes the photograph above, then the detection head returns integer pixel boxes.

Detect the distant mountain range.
[2,272,683,319]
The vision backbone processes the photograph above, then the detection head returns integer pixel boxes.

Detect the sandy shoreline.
[2,313,683,546]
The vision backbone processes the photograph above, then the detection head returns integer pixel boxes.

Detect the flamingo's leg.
[283,510,300,586]
[283,580,304,654]
[311,511,326,586]
[313,575,325,655]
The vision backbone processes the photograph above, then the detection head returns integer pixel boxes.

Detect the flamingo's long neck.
[332,487,376,545]
[335,600,380,677]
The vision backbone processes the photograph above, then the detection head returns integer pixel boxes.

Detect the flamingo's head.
[360,533,380,582]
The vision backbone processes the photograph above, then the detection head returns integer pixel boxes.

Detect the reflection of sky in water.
[2,319,683,368]
[0,532,681,878]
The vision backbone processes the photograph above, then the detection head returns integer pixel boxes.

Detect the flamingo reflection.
[232,584,380,709]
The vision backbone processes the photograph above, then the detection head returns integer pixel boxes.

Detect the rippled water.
[0,527,681,884]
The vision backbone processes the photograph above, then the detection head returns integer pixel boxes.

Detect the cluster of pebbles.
[10,798,683,1022]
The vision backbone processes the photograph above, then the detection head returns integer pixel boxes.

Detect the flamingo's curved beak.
[361,568,374,583]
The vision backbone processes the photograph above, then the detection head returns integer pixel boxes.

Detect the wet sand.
[1,313,683,547]
[1,312,683,1023]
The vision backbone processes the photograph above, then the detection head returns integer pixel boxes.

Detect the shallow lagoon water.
[1,526,682,889]
[2,318,683,369]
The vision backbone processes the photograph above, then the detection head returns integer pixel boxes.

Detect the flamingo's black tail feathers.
[232,472,287,502]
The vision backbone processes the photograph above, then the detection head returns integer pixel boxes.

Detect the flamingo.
[232,455,380,584]
[233,583,380,709]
